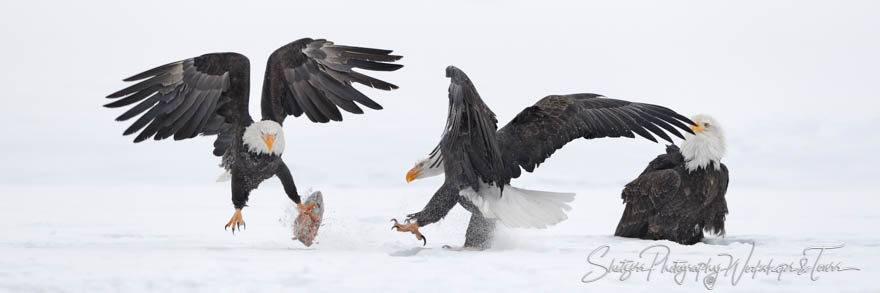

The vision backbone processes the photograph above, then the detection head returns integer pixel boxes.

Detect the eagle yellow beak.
[263,134,275,152]
[406,167,420,183]
[690,122,705,133]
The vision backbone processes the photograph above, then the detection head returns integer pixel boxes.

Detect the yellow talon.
[298,203,319,222]
[391,218,427,246]
[224,208,245,234]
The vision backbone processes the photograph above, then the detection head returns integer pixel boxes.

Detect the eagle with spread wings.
[105,38,402,233]
[396,66,694,248]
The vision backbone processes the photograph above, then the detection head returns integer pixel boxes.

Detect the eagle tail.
[460,184,574,229]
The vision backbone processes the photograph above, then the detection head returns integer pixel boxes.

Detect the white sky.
[1,0,878,190]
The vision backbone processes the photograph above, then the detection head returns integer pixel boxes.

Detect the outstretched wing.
[440,66,509,192]
[260,38,403,123]
[105,53,252,156]
[496,94,695,179]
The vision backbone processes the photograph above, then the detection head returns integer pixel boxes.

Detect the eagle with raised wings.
[105,38,402,233]
[395,66,694,248]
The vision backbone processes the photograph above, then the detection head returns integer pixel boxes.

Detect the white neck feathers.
[681,114,726,172]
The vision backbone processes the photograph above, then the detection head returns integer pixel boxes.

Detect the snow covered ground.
[1,183,874,292]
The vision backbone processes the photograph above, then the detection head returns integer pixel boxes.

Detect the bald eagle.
[104,38,402,233]
[393,66,695,248]
[615,114,729,245]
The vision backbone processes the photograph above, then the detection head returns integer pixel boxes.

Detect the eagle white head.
[405,153,445,182]
[243,120,285,156]
[681,114,726,172]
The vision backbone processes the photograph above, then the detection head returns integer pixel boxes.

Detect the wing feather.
[615,169,681,238]
[260,38,401,123]
[116,94,160,121]
[625,107,673,142]
[614,146,685,237]
[320,70,384,108]
[106,53,251,155]
[440,66,508,191]
[190,92,224,137]
[105,84,162,108]
[496,94,695,178]
[168,89,209,139]
[180,89,221,139]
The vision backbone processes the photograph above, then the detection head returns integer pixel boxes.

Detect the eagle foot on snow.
[391,218,427,246]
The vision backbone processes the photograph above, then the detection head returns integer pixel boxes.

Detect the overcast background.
[1,0,878,191]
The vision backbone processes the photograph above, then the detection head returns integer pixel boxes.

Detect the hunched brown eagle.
[615,114,729,245]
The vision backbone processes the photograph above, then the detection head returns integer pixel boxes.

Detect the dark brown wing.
[440,66,508,192]
[496,94,695,179]
[105,53,252,156]
[260,38,403,123]
[614,169,681,238]
[701,163,730,236]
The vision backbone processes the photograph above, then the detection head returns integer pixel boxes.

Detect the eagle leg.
[297,203,320,222]
[391,218,427,246]
[224,208,246,234]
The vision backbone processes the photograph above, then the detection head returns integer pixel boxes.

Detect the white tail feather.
[460,183,575,229]
[216,170,232,182]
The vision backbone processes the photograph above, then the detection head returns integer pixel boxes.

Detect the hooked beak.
[263,134,275,152]
[690,122,705,133]
[406,167,420,183]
